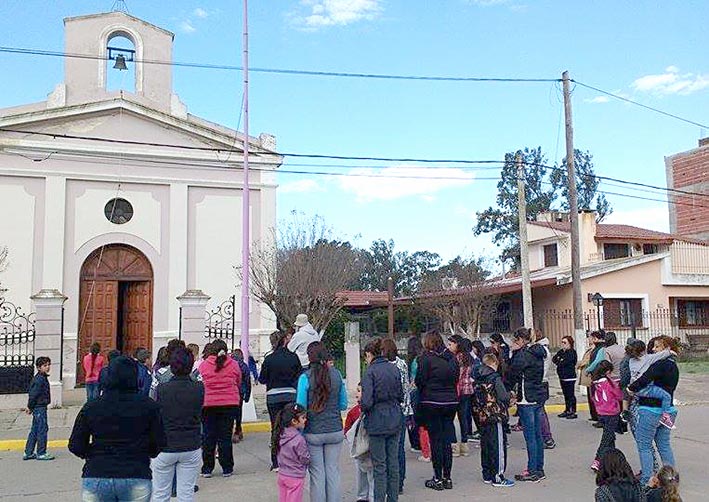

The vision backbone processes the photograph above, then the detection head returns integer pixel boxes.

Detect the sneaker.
[591,459,600,471]
[425,478,444,491]
[36,453,55,461]
[492,478,515,487]
[515,472,540,483]
[468,431,482,442]
[417,455,431,463]
[566,413,578,420]
[270,466,279,473]
[442,478,453,490]
[222,471,233,478]
[460,442,470,456]
[511,423,524,432]
[544,438,556,449]
[535,470,546,481]
[200,472,213,478]
[410,447,421,452]
[22,453,36,461]
[451,443,461,457]
[593,422,604,429]
[659,412,676,430]
[558,411,569,418]
[482,477,493,484]
[620,410,631,423]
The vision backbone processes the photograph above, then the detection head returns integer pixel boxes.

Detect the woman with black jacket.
[415,331,459,491]
[552,335,578,419]
[259,330,303,471]
[361,337,404,502]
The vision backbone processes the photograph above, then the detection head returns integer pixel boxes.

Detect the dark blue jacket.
[552,348,578,381]
[136,363,151,397]
[361,357,404,436]
[27,373,50,410]
[508,344,547,405]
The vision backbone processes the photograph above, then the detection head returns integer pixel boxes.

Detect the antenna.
[111,0,129,13]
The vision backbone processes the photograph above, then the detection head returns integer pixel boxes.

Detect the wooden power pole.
[387,276,394,338]
[517,153,534,328]
[562,71,585,342]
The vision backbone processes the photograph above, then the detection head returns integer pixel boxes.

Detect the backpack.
[471,380,507,426]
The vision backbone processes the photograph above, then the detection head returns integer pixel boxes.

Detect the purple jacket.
[277,427,310,478]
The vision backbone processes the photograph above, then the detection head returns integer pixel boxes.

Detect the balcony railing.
[670,241,709,275]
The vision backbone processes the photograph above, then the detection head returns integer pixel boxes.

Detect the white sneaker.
[417,455,431,463]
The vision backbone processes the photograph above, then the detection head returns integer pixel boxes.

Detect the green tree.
[549,149,612,221]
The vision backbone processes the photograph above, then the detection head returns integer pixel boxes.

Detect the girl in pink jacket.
[590,360,623,471]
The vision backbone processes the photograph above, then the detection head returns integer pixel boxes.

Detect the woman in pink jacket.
[81,342,105,401]
[590,360,623,472]
[199,339,242,478]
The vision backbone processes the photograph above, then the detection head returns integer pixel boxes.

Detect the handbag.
[350,416,370,459]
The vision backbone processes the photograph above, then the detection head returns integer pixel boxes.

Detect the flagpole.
[240,0,251,361]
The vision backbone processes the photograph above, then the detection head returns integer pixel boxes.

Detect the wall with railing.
[671,241,709,275]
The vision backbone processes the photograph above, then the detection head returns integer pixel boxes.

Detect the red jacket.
[82,353,106,383]
[344,404,361,435]
[592,377,623,416]
[200,355,241,407]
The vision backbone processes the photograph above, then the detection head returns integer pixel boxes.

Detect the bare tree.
[244,212,363,332]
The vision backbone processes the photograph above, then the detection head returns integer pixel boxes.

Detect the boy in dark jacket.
[508,328,547,483]
[475,353,512,487]
[23,356,53,461]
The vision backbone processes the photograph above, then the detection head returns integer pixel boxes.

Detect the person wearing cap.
[288,314,322,368]
[508,327,547,483]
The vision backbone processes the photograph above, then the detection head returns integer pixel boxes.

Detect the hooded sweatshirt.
[592,377,623,416]
[68,356,166,479]
[277,426,311,479]
[287,323,322,367]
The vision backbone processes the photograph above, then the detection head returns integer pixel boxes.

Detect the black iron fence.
[0,298,36,394]
[204,295,237,352]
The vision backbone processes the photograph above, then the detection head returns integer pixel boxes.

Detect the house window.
[543,244,558,267]
[603,298,643,328]
[677,300,709,327]
[604,243,630,260]
[643,243,658,255]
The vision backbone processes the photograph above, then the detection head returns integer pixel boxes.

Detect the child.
[473,353,513,487]
[594,448,646,502]
[231,348,252,443]
[272,403,310,502]
[590,360,623,471]
[624,339,675,429]
[646,465,682,502]
[23,356,54,461]
[344,383,374,502]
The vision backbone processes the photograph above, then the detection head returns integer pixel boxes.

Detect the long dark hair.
[307,342,332,413]
[89,342,101,374]
[655,465,682,502]
[595,448,636,487]
[212,339,229,372]
[471,340,486,359]
[591,360,614,382]
[406,335,422,367]
[457,338,473,367]
[422,331,445,353]
[154,346,169,371]
[271,402,307,459]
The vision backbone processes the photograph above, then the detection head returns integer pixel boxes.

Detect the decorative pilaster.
[31,289,67,408]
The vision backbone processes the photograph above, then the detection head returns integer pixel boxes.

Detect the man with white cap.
[287,314,322,368]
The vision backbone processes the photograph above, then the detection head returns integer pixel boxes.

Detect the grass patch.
[679,360,709,374]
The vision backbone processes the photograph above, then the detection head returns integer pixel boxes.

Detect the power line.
[0,46,559,83]
[1,128,706,198]
[572,80,709,130]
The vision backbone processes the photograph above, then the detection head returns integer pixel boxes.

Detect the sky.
[2,0,708,267]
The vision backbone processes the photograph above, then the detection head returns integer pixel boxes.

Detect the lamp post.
[591,292,604,330]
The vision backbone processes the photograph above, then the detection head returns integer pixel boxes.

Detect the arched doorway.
[77,244,153,383]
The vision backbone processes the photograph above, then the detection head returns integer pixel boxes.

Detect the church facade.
[0,11,280,390]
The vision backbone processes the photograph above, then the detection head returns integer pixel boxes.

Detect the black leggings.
[587,387,599,421]
[426,414,453,480]
[560,380,577,413]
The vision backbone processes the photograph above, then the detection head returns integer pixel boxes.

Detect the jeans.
[636,384,672,411]
[595,415,619,461]
[356,458,374,501]
[560,380,576,413]
[635,409,677,485]
[151,449,201,502]
[457,395,472,442]
[304,431,343,502]
[86,382,100,401]
[397,413,406,490]
[25,407,48,456]
[267,399,291,468]
[81,478,151,502]
[201,406,237,475]
[369,433,400,502]
[518,404,544,474]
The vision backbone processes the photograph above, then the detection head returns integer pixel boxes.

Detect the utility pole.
[387,276,394,338]
[562,70,585,345]
[517,153,533,328]
[240,0,251,361]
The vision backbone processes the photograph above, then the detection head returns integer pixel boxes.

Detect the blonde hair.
[482,353,498,367]
[656,465,681,502]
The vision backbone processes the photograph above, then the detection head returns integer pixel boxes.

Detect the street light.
[591,292,604,329]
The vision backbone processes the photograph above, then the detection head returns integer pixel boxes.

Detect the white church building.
[0,10,280,392]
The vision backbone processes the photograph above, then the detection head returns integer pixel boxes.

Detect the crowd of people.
[19,314,685,502]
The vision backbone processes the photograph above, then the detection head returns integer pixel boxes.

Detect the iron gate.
[0,298,36,394]
[205,295,236,352]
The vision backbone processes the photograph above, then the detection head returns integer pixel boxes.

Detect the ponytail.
[89,342,101,374]
[271,403,307,459]
[213,339,228,372]
[656,466,682,502]
[307,342,332,413]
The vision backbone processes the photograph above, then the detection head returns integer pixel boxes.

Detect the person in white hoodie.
[287,314,322,368]
[533,329,556,450]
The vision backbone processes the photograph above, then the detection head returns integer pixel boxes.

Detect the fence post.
[176,290,211,348]
[31,289,67,408]
[344,322,361,395]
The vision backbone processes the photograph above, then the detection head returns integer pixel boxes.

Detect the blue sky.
[2,0,709,266]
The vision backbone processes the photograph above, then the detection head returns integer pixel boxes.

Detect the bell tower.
[60,11,175,112]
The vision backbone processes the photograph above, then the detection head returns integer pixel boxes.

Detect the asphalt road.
[1,406,707,501]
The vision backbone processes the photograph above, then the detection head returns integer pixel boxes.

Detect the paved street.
[1,405,707,501]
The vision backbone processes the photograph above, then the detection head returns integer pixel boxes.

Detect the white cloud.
[338,166,474,202]
[584,96,610,104]
[279,179,324,194]
[193,8,209,19]
[603,206,669,233]
[294,0,382,29]
[179,20,196,34]
[631,66,709,96]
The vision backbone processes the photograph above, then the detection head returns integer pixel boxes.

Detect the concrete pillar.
[31,289,67,408]
[176,290,210,349]
[344,322,361,395]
